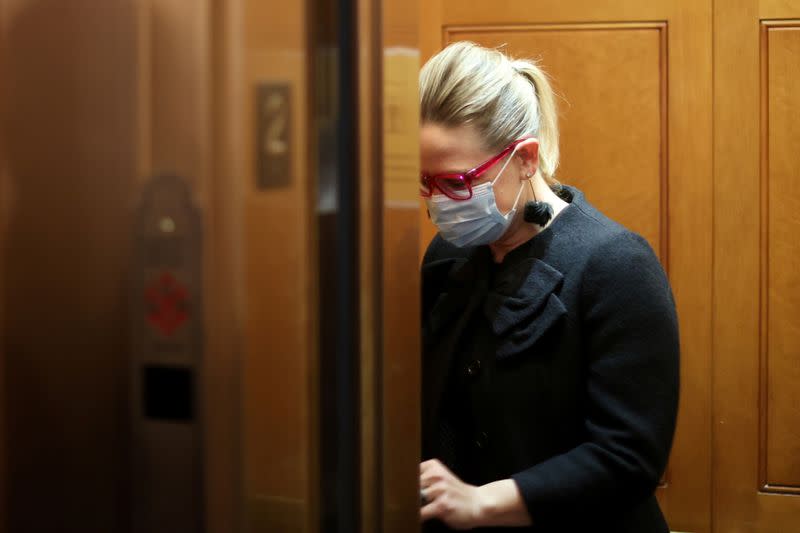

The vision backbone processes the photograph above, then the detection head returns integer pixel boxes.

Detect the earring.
[522,172,554,227]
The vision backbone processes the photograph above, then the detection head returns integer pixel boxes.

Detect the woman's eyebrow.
[425,161,473,176]
[429,149,479,171]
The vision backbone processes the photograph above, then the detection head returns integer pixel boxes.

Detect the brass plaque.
[257,83,291,189]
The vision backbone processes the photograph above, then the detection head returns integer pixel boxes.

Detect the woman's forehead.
[420,123,489,173]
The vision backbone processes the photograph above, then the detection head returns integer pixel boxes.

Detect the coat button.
[465,359,482,378]
[474,431,489,450]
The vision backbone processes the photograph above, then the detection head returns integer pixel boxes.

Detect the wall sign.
[257,82,291,189]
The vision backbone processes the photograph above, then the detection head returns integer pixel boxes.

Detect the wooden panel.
[762,21,800,493]
[0,153,6,533]
[0,4,8,531]
[712,1,763,530]
[358,0,381,531]
[421,2,713,532]
[137,0,211,192]
[444,0,670,24]
[239,0,316,531]
[714,0,800,530]
[242,91,311,495]
[384,0,417,47]
[247,495,305,531]
[446,24,667,261]
[382,1,421,531]
[149,0,210,192]
[1,1,138,531]
[244,0,304,50]
[382,206,421,533]
[761,0,800,18]
[205,0,246,531]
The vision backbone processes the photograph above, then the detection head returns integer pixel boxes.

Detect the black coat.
[421,186,680,533]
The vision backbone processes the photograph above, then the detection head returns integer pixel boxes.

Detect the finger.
[427,459,453,478]
[420,459,441,474]
[420,461,440,483]
[419,481,447,516]
[420,500,441,522]
[425,481,447,500]
[421,462,456,487]
[420,469,446,487]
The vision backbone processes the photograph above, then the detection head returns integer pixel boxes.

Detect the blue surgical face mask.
[424,147,525,248]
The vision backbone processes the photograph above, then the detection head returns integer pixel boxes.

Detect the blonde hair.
[419,41,560,184]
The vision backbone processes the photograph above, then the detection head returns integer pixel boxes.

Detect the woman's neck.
[489,178,568,263]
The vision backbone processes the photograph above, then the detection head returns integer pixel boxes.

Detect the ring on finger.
[420,487,430,506]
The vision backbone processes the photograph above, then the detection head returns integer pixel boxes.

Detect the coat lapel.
[482,258,568,360]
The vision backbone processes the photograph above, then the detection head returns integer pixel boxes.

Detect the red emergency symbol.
[145,271,189,336]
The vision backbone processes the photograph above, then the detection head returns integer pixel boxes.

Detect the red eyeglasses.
[420,138,530,201]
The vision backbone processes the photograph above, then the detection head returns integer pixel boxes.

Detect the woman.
[418,42,680,532]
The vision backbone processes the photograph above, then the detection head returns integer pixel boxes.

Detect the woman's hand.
[420,459,533,529]
[419,459,486,529]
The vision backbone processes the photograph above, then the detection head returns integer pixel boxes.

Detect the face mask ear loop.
[491,144,526,217]
[490,144,521,186]
[508,175,526,213]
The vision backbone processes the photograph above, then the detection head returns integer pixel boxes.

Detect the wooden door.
[713,1,800,532]
[0,2,139,531]
[419,2,714,531]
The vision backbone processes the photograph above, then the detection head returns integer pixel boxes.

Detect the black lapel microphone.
[522,173,553,227]
[523,200,554,226]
